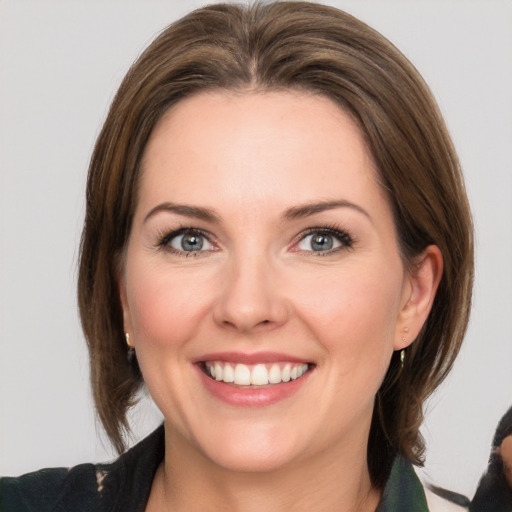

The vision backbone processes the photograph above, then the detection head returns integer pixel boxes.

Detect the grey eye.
[298,233,341,252]
[170,231,212,252]
[311,234,333,251]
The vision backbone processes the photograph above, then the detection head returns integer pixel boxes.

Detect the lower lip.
[196,365,312,407]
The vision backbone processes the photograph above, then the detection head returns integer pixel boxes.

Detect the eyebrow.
[283,200,371,221]
[143,202,221,224]
[143,199,370,224]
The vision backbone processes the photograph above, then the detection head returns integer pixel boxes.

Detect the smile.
[203,361,310,386]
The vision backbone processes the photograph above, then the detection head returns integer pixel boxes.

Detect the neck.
[147,427,381,512]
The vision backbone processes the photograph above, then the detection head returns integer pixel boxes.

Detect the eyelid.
[154,224,354,256]
[290,226,355,253]
[157,226,218,255]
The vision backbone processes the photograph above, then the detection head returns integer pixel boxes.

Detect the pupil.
[182,233,203,251]
[311,234,333,251]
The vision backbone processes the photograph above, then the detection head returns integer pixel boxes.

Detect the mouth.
[199,361,313,387]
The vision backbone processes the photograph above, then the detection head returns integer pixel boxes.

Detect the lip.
[193,352,314,407]
[194,351,310,365]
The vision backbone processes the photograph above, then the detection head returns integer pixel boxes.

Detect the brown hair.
[78,1,473,487]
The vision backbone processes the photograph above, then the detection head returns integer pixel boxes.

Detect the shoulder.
[0,463,104,512]
[0,425,165,512]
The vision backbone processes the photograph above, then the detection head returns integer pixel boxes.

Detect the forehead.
[138,90,386,218]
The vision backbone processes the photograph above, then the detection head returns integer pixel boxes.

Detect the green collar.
[377,456,429,511]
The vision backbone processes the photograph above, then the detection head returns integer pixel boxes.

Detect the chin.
[206,447,299,474]
[194,423,305,474]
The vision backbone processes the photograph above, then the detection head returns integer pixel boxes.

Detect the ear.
[394,245,443,351]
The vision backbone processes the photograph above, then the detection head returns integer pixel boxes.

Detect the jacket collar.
[376,455,429,511]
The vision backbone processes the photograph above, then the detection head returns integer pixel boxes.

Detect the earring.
[400,349,405,369]
[125,332,135,364]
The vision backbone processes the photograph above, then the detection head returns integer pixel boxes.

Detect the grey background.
[1,0,511,499]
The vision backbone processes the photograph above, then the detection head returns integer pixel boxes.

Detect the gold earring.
[400,349,405,369]
[125,332,135,364]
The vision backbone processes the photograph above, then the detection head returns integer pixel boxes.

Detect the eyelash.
[157,227,214,257]
[155,224,355,256]
[292,225,355,256]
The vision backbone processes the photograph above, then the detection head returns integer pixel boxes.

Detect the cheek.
[291,263,403,365]
[125,261,212,348]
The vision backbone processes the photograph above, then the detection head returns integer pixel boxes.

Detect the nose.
[212,253,289,333]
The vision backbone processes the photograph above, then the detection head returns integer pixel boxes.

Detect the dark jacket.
[0,425,448,511]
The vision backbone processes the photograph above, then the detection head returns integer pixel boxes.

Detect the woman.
[0,2,474,510]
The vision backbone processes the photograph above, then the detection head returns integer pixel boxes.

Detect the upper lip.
[194,351,311,365]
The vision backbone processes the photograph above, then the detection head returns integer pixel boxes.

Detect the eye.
[160,228,214,254]
[296,228,353,253]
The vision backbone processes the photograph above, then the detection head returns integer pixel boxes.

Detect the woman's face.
[120,90,438,473]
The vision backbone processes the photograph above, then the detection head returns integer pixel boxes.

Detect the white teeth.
[204,361,309,386]
[251,364,269,385]
[223,364,234,383]
[234,364,251,385]
[282,364,291,382]
[268,364,281,384]
[214,362,223,381]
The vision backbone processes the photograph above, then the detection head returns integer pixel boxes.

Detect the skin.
[119,90,442,512]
